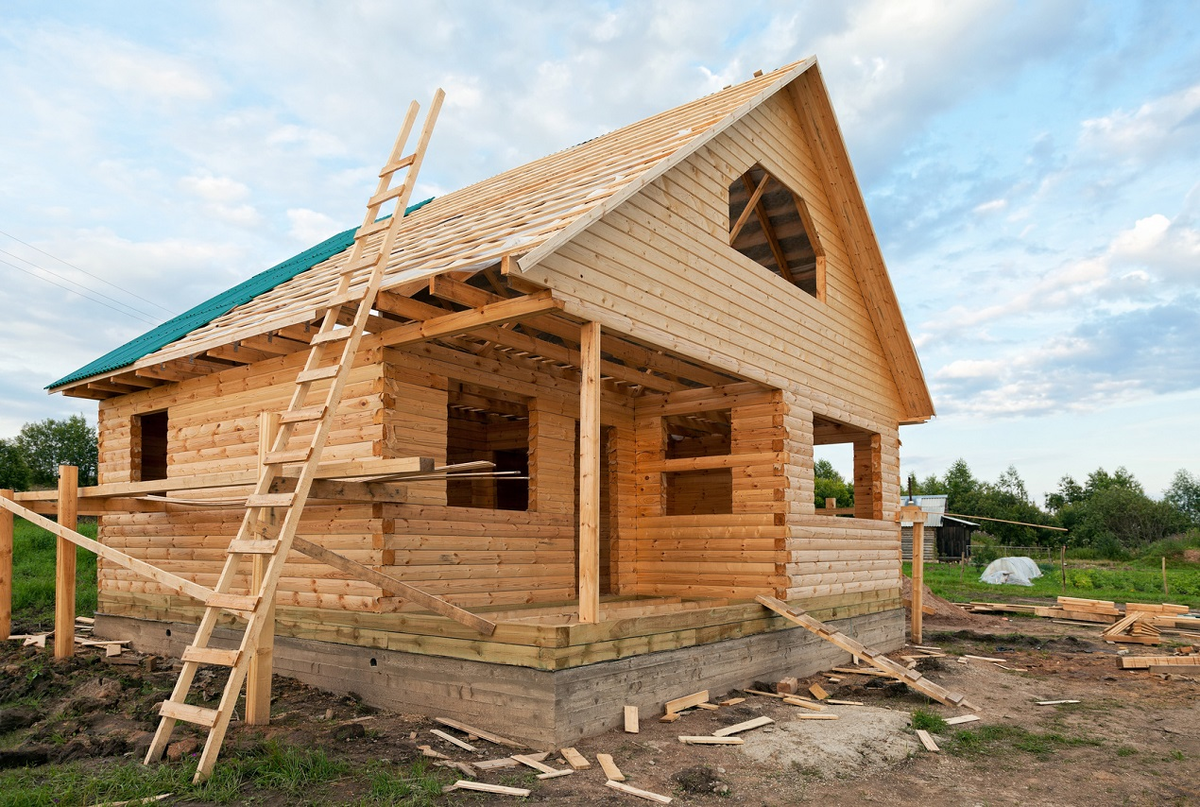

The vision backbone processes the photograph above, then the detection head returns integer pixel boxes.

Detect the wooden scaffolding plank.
[756,595,975,710]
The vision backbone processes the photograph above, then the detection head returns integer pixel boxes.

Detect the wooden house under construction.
[34,57,934,747]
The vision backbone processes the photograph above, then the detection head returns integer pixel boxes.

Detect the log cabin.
[36,57,934,747]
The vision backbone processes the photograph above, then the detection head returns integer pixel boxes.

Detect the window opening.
[728,163,825,298]
[132,410,168,481]
[446,385,529,511]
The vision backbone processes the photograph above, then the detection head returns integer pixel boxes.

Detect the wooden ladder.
[145,89,444,784]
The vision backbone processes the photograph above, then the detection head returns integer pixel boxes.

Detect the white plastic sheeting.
[980,556,1044,586]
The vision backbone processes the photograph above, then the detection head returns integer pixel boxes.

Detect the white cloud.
[179,172,251,204]
[1080,83,1200,163]
[973,199,1007,215]
[287,208,339,244]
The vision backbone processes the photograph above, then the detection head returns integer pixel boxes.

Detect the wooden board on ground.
[606,780,673,804]
[597,753,625,782]
[444,780,530,796]
[560,747,591,770]
[945,714,980,725]
[624,705,640,733]
[665,690,709,714]
[679,736,744,745]
[915,729,939,752]
[712,716,773,736]
[435,717,524,748]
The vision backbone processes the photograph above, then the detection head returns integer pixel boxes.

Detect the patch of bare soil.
[2,612,1199,806]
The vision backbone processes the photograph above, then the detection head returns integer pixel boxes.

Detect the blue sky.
[1,1,1197,503]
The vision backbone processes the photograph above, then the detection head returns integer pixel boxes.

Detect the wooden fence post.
[578,321,601,624]
[896,502,926,645]
[0,489,13,641]
[55,466,78,659]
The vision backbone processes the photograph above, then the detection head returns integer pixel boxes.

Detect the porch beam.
[579,321,602,624]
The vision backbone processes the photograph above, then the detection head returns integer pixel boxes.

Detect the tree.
[1163,469,1200,528]
[942,459,978,514]
[1045,474,1084,513]
[14,415,98,487]
[0,438,30,491]
[813,459,853,509]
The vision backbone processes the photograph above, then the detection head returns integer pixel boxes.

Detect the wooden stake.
[55,466,78,660]
[246,412,279,726]
[624,704,639,733]
[898,503,926,645]
[578,321,601,624]
[1061,545,1066,593]
[0,489,12,641]
[1163,557,1168,597]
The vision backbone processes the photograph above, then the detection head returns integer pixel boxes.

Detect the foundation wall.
[96,607,903,748]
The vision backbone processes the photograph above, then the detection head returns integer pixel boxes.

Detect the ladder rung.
[245,492,295,508]
[378,153,415,177]
[368,181,409,208]
[227,539,280,555]
[357,218,391,237]
[263,447,311,465]
[182,646,241,667]
[309,328,355,345]
[207,592,261,612]
[295,365,340,384]
[278,405,326,424]
[158,700,220,728]
[321,293,361,311]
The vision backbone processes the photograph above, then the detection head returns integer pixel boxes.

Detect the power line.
[0,247,166,324]
[0,228,178,316]
[0,258,162,327]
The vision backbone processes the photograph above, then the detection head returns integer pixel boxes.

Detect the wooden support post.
[247,412,280,725]
[578,321,601,624]
[0,489,13,641]
[1061,545,1067,593]
[1162,557,1168,597]
[54,466,78,659]
[897,502,926,646]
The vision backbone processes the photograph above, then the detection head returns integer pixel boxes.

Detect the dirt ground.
[2,601,1198,806]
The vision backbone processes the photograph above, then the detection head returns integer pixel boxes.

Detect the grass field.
[908,559,1200,609]
[8,517,97,629]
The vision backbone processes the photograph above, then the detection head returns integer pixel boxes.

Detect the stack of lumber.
[1101,611,1162,645]
[965,602,1038,615]
[1034,597,1121,623]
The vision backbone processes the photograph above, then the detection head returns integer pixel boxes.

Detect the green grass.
[10,517,97,627]
[0,743,452,806]
[944,724,1103,760]
[907,561,1200,608]
[910,708,947,733]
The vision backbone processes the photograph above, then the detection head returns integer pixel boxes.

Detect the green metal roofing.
[49,199,433,390]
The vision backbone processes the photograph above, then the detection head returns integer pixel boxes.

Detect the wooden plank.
[597,753,625,782]
[247,411,279,727]
[181,646,240,667]
[782,697,826,711]
[444,781,530,797]
[944,715,980,725]
[808,683,829,700]
[158,701,219,728]
[0,489,12,641]
[579,321,601,624]
[794,713,839,720]
[512,754,559,774]
[434,717,524,748]
[678,736,744,745]
[712,715,773,736]
[756,595,975,709]
[55,467,79,660]
[560,747,591,770]
[291,537,495,636]
[665,690,710,714]
[431,728,477,751]
[364,290,564,352]
[915,729,939,752]
[624,704,640,733]
[606,781,673,804]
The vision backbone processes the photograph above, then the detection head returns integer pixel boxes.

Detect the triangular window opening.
[728,164,825,300]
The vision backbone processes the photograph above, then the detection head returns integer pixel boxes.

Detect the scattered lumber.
[536,769,574,780]
[678,736,744,745]
[1125,602,1190,615]
[1035,700,1080,706]
[967,602,1038,614]
[782,697,826,711]
[434,760,477,778]
[444,781,530,797]
[624,705,640,733]
[746,689,787,699]
[430,728,477,752]
[597,753,625,782]
[809,683,829,700]
[757,596,977,710]
[795,713,839,720]
[476,751,549,771]
[776,677,799,695]
[826,699,864,706]
[712,716,773,737]
[1119,656,1200,669]
[915,730,940,752]
[435,717,523,748]
[658,713,681,723]
[665,690,709,714]
[695,702,720,711]
[417,745,450,760]
[606,780,673,804]
[945,714,980,725]
[961,655,1006,663]
[560,747,590,770]
[512,754,563,775]
[719,697,745,706]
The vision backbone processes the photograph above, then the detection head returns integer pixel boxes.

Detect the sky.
[0,0,1197,504]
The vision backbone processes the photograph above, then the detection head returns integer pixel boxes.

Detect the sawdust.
[901,576,990,626]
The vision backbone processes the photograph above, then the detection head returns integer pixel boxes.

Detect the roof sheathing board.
[56,62,813,387]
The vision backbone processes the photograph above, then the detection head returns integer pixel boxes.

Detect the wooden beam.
[0,496,216,604]
[246,412,279,726]
[578,321,601,624]
[898,504,927,645]
[362,290,563,351]
[290,537,496,636]
[54,466,78,659]
[742,174,794,283]
[729,171,772,244]
[0,489,12,641]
